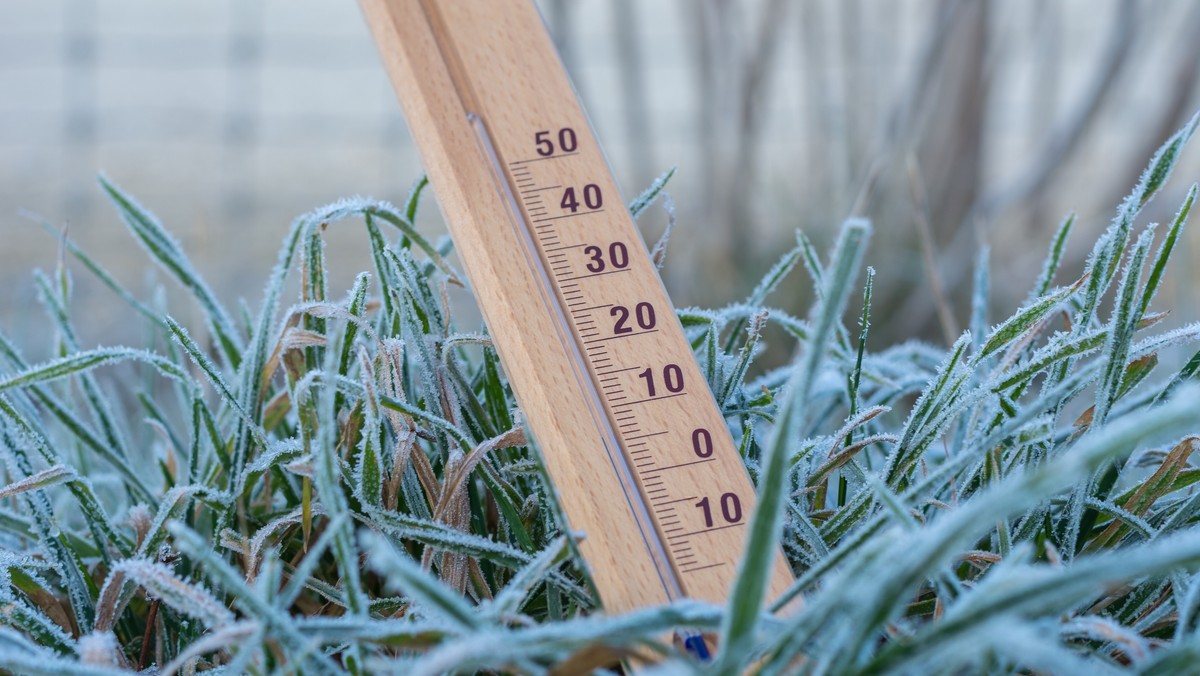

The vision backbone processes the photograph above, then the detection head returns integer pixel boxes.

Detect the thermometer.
[360,0,793,618]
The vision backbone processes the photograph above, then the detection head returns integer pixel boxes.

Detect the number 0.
[583,184,602,209]
[558,127,577,152]
[720,493,742,523]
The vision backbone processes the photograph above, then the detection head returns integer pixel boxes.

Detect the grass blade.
[718,218,870,669]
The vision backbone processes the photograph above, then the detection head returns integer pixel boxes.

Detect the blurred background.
[3,0,1200,353]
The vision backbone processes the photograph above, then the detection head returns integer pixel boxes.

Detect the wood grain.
[360,0,793,615]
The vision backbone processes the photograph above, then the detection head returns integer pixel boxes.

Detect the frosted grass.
[0,117,1197,672]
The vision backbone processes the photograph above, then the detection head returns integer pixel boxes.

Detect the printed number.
[695,493,743,528]
[559,128,578,152]
[692,428,714,458]
[637,363,683,397]
[610,302,656,334]
[534,127,578,156]
[584,241,629,273]
[560,184,603,213]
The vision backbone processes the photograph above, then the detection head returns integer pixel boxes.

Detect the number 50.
[534,127,578,156]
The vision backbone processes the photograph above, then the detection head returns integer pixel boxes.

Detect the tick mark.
[583,329,659,344]
[572,303,615,312]
[510,151,579,165]
[626,431,669,441]
[595,366,639,376]
[558,268,630,283]
[520,184,563,194]
[668,523,745,540]
[622,391,688,407]
[652,458,717,472]
[653,496,698,507]
[532,209,605,224]
[681,563,726,574]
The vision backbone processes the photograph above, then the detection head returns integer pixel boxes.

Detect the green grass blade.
[1094,225,1155,425]
[1139,184,1196,317]
[628,166,676,218]
[979,281,1080,360]
[1030,213,1074,301]
[99,175,243,368]
[717,218,870,669]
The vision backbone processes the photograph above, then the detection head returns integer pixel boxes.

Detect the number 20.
[611,303,655,334]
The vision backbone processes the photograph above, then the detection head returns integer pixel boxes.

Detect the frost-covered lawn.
[1,115,1200,674]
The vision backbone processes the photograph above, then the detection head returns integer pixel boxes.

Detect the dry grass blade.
[0,465,74,500]
[1088,437,1199,550]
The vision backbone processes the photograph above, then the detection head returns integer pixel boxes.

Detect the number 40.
[561,184,602,213]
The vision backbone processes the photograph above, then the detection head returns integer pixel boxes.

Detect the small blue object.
[681,632,712,661]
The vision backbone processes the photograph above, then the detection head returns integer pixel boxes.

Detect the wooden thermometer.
[360,0,793,618]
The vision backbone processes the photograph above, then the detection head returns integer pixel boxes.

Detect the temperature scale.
[360,0,793,618]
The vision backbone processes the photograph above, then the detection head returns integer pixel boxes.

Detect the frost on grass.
[1,120,1200,673]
